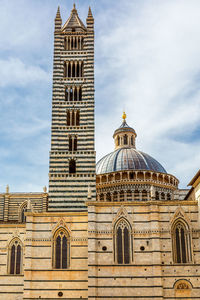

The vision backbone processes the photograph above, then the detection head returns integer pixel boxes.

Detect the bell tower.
[48,5,96,211]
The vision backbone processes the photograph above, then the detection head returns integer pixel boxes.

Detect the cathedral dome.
[96,147,166,174]
[96,112,166,175]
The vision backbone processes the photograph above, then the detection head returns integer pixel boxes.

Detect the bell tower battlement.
[48,5,96,211]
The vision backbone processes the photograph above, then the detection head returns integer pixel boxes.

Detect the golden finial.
[122,111,126,121]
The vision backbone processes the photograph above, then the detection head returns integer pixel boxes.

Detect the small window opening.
[69,159,76,174]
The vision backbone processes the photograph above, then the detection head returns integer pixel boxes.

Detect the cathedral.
[0,4,200,300]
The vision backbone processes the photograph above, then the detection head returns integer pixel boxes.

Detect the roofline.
[184,187,194,200]
[187,169,200,186]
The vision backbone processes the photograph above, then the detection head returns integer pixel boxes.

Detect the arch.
[119,190,124,202]
[69,135,77,152]
[134,190,139,200]
[137,172,144,180]
[53,228,70,269]
[174,279,192,298]
[101,175,107,183]
[122,172,127,180]
[155,191,159,200]
[66,110,80,126]
[114,218,132,264]
[100,193,104,201]
[106,192,111,201]
[142,190,148,200]
[19,201,27,223]
[171,219,192,264]
[117,136,120,146]
[108,174,113,182]
[131,136,134,145]
[115,173,120,181]
[124,134,128,145]
[127,190,132,201]
[161,192,165,200]
[113,191,118,201]
[69,159,76,174]
[8,238,23,275]
[167,193,171,200]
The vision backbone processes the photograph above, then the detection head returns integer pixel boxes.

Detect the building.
[0,4,199,300]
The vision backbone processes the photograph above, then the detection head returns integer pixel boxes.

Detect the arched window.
[64,36,84,50]
[114,219,132,264]
[155,191,159,200]
[8,239,22,275]
[106,193,111,201]
[172,220,192,264]
[53,229,70,269]
[127,190,132,201]
[134,190,139,200]
[142,190,148,200]
[117,136,120,146]
[161,192,165,200]
[69,135,77,152]
[100,193,104,201]
[64,61,83,78]
[69,159,76,174]
[113,191,118,201]
[21,205,27,223]
[167,193,171,200]
[124,134,128,145]
[66,110,80,126]
[131,136,134,145]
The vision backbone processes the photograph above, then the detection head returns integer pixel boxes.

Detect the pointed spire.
[71,3,77,14]
[55,6,61,19]
[62,4,86,32]
[55,6,62,31]
[88,6,93,18]
[87,6,94,28]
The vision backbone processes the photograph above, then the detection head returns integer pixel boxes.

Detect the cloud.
[0,57,50,87]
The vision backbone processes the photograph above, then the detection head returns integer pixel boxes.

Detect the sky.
[0,0,200,192]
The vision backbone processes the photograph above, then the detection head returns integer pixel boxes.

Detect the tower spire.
[55,6,62,31]
[88,6,93,18]
[87,6,94,28]
[55,6,61,20]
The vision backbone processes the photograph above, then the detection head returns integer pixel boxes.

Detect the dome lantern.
[113,112,137,150]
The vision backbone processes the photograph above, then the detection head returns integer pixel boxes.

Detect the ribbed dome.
[96,147,166,175]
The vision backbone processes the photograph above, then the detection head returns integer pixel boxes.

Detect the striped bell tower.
[48,5,96,211]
